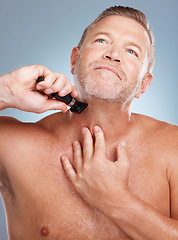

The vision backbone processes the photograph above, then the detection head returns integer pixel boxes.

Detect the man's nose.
[103,45,121,63]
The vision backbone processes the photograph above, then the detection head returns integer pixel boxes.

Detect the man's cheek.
[125,63,140,80]
[81,47,100,61]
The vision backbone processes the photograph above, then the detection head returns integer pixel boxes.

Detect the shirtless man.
[0,5,177,240]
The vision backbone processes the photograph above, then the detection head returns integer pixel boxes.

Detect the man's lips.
[95,66,121,79]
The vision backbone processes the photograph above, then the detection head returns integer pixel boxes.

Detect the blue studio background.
[0,0,178,239]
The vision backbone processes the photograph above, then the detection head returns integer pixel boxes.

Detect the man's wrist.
[0,73,12,110]
[109,190,133,219]
[101,189,133,219]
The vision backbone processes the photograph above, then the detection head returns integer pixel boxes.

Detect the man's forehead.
[90,15,148,38]
[87,15,151,52]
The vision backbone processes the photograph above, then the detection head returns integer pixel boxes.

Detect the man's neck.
[69,97,135,144]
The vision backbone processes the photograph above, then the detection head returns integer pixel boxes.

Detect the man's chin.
[75,78,123,102]
[82,88,120,102]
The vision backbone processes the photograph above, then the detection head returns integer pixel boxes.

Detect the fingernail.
[73,141,78,146]
[82,127,87,134]
[94,126,100,133]
[61,107,68,113]
[45,88,53,94]
[60,89,67,96]
[61,155,65,161]
[120,141,126,147]
[37,85,43,90]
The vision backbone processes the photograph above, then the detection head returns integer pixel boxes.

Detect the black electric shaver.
[36,76,88,114]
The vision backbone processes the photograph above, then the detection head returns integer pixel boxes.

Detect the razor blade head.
[70,101,88,114]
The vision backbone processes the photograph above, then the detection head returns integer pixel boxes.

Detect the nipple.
[40,226,49,237]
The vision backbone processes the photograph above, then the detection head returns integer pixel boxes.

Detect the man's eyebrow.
[126,41,143,53]
[92,31,111,38]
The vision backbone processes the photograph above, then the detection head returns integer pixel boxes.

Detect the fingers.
[62,126,105,179]
[36,72,73,96]
[82,128,93,162]
[5,64,78,113]
[117,143,128,161]
[39,99,68,113]
[61,155,77,185]
[35,64,77,97]
[93,126,106,155]
[116,143,130,170]
[73,141,83,172]
[54,72,73,97]
[70,86,78,98]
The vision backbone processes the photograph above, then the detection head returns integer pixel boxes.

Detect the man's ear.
[70,47,80,75]
[135,73,153,98]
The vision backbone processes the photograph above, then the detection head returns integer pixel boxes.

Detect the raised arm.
[0,64,78,180]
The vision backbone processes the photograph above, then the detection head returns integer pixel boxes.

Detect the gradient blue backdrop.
[0,0,177,239]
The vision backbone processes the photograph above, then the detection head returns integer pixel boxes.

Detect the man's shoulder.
[135,114,177,166]
[0,115,41,135]
[134,113,177,134]
[133,113,177,149]
[0,113,61,146]
[0,113,66,160]
[0,116,44,150]
[0,111,66,132]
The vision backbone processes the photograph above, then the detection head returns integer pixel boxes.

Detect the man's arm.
[0,64,78,113]
[0,64,77,178]
[61,126,178,240]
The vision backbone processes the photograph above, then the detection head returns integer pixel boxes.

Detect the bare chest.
[3,141,170,240]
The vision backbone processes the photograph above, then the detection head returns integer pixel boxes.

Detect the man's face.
[72,15,152,102]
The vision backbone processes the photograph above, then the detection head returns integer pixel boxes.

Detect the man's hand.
[0,64,78,113]
[61,126,130,214]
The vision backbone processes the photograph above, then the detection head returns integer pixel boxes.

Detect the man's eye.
[127,49,138,57]
[96,39,106,44]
